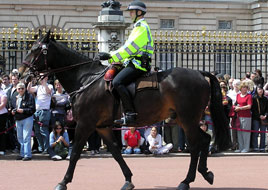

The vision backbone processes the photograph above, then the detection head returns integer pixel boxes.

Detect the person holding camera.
[12,82,35,161]
[27,75,53,154]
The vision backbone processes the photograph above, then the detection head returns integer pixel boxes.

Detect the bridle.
[23,40,109,99]
[23,41,102,80]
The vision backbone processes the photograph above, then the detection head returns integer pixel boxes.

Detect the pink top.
[0,90,8,115]
[236,93,252,118]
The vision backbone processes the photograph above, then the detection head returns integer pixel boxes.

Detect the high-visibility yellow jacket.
[109,18,154,72]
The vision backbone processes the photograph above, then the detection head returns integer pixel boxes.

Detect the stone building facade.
[0,0,268,33]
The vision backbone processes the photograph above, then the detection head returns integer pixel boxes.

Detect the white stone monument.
[93,0,131,64]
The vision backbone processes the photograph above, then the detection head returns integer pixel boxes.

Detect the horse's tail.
[200,71,231,151]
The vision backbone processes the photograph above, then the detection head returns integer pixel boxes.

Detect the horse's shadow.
[135,187,268,190]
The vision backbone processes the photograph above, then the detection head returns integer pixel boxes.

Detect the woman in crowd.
[234,80,252,153]
[51,80,69,126]
[147,126,173,155]
[251,84,268,152]
[49,121,70,161]
[13,82,35,161]
[0,79,8,156]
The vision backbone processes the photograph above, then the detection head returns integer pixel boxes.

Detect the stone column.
[93,0,131,64]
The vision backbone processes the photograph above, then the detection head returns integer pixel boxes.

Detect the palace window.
[218,20,232,30]
[160,19,175,29]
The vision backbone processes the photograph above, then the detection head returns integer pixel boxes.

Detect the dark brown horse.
[21,31,231,190]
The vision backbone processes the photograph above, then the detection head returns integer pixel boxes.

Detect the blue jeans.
[252,120,266,150]
[124,147,141,154]
[16,116,33,158]
[34,110,51,152]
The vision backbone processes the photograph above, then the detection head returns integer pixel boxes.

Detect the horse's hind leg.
[178,128,200,190]
[55,124,94,190]
[96,127,134,190]
[198,129,214,185]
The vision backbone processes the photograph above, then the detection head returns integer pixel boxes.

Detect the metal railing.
[1,24,268,80]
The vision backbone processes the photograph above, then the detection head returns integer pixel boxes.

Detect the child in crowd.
[199,120,213,155]
[123,127,141,154]
[147,127,173,155]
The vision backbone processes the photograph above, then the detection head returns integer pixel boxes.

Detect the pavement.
[1,149,268,160]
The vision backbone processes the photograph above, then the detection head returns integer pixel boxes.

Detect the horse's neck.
[52,42,105,93]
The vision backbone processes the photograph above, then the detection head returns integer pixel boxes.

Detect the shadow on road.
[136,187,268,190]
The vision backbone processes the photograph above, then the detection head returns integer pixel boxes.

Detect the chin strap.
[133,10,144,23]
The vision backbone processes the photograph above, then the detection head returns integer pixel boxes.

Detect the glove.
[95,52,111,61]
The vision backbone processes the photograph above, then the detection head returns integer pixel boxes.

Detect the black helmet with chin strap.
[126,0,146,23]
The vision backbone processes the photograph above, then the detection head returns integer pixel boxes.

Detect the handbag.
[54,142,68,159]
[229,105,236,118]
[256,98,268,126]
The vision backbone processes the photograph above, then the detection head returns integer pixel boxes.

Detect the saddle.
[104,65,159,97]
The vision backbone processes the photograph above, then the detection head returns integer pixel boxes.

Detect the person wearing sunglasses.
[12,82,36,161]
[49,121,70,161]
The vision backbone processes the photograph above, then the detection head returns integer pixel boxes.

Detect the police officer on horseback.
[98,0,154,125]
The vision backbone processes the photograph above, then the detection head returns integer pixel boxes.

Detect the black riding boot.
[114,84,137,125]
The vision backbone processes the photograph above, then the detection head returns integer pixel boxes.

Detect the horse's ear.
[38,29,42,39]
[43,30,51,43]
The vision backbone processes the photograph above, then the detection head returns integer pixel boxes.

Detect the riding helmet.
[126,0,146,14]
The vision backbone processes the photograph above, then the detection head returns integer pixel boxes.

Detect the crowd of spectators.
[0,67,268,160]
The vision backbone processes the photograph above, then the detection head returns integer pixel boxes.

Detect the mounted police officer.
[98,0,154,125]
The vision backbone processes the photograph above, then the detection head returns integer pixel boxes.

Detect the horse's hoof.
[121,181,135,190]
[177,183,190,190]
[54,183,67,190]
[204,171,214,185]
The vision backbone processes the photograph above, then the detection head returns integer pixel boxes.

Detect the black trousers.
[112,62,146,113]
[0,113,8,151]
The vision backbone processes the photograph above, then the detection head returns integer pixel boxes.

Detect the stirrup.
[114,113,137,125]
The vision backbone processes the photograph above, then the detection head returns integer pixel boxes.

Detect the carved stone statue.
[101,0,121,10]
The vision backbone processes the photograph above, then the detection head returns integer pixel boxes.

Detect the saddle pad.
[135,72,159,92]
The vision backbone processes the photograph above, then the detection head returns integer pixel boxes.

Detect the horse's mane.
[54,40,92,61]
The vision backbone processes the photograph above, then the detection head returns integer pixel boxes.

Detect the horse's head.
[22,30,54,77]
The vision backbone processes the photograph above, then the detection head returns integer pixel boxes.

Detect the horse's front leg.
[55,125,93,190]
[96,127,134,190]
[197,129,214,185]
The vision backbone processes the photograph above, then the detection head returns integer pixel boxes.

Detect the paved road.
[1,156,268,190]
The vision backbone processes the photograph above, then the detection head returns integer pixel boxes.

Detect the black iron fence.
[1,25,268,81]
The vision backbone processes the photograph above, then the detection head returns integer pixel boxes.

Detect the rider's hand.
[94,52,111,61]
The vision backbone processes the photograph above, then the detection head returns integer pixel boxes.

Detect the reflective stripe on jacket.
[109,18,154,71]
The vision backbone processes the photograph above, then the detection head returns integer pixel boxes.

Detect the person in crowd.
[234,80,252,153]
[255,69,264,87]
[199,120,213,155]
[0,79,8,155]
[204,102,217,153]
[51,80,69,126]
[228,78,234,91]
[13,82,35,161]
[49,121,70,161]
[97,0,154,125]
[27,75,53,154]
[1,74,11,93]
[178,126,187,152]
[6,72,20,152]
[220,80,232,123]
[87,131,101,155]
[227,79,241,150]
[147,126,173,155]
[250,72,256,82]
[123,127,141,154]
[164,117,179,153]
[251,84,268,152]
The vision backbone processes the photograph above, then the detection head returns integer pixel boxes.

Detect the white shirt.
[147,134,162,149]
[32,84,54,110]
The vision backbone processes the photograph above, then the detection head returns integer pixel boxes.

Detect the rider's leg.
[112,62,145,125]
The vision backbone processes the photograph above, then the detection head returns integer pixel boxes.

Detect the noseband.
[23,42,49,79]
